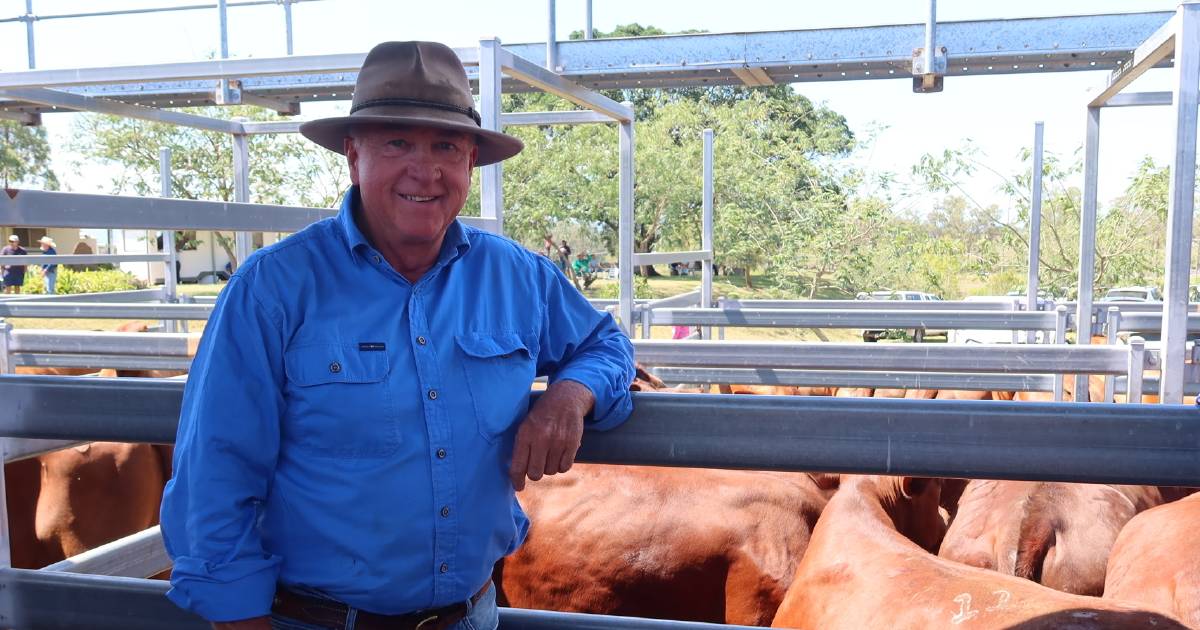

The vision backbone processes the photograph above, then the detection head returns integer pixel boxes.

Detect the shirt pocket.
[456,332,537,443]
[282,343,398,458]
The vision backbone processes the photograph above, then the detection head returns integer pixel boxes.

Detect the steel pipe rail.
[41,526,169,579]
[9,330,199,357]
[1,377,1198,486]
[632,341,1132,375]
[0,289,164,304]
[10,353,193,371]
[2,438,87,463]
[1113,312,1200,333]
[652,367,1055,392]
[649,309,1059,331]
[0,254,168,265]
[643,290,702,310]
[499,49,634,122]
[0,568,761,630]
[719,298,1022,311]
[0,189,496,233]
[0,302,212,320]
[631,251,712,266]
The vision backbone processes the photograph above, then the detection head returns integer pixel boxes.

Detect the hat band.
[351,97,481,126]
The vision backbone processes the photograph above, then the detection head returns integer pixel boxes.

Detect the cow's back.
[1104,493,1200,627]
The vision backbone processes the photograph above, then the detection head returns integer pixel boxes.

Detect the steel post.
[0,321,10,570]
[232,130,252,269]
[24,0,35,69]
[1127,336,1146,403]
[546,0,557,69]
[701,129,714,340]
[1054,305,1067,401]
[1075,106,1101,401]
[283,0,294,55]
[1026,122,1044,343]
[1104,307,1120,402]
[159,149,178,333]
[479,39,504,235]
[217,0,229,58]
[1159,3,1200,404]
[618,117,635,334]
[924,0,936,80]
[585,0,593,39]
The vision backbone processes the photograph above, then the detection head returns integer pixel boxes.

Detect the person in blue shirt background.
[160,41,636,630]
[37,236,58,294]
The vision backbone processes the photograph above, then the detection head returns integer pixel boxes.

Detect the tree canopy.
[1,121,58,190]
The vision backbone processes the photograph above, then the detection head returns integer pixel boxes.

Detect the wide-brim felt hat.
[300,41,523,166]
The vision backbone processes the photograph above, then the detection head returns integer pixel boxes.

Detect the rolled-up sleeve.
[160,274,285,621]
[534,258,635,431]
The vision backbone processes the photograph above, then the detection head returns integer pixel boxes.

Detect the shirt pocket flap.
[455,332,533,360]
[284,343,390,386]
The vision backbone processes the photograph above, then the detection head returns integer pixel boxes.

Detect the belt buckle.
[415,614,440,630]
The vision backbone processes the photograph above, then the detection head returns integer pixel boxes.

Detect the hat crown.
[351,41,476,122]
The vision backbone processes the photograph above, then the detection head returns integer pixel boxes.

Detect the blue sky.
[0,0,1189,218]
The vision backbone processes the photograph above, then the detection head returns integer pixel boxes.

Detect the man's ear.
[469,142,479,170]
[344,136,360,185]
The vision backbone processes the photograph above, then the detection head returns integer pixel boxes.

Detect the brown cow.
[498,464,835,625]
[939,480,1193,596]
[771,475,1188,630]
[1104,492,1200,627]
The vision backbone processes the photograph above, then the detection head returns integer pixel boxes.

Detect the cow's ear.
[900,476,934,499]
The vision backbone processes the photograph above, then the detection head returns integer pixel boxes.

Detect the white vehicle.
[949,296,1047,344]
[1101,286,1163,302]
[860,290,945,342]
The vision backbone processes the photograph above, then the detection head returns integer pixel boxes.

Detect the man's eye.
[386,139,408,148]
[436,142,458,151]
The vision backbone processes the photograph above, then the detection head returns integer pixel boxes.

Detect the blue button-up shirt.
[160,188,635,622]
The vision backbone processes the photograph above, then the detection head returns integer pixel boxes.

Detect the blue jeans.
[43,271,56,295]
[270,582,499,630]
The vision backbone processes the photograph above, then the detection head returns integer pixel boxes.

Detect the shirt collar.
[336,185,473,268]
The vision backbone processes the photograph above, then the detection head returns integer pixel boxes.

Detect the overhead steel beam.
[1104,91,1172,107]
[730,66,774,87]
[0,87,240,134]
[0,109,39,125]
[500,50,634,122]
[1090,13,1178,107]
[500,110,614,126]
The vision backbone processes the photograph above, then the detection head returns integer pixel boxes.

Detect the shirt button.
[436,448,447,459]
[428,389,438,400]
[416,336,427,346]
[328,361,341,374]
[440,563,449,574]
[440,506,450,518]
[372,255,381,264]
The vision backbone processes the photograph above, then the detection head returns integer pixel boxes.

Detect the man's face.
[345,125,478,250]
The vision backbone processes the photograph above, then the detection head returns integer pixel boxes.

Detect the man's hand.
[510,380,594,491]
[212,616,271,630]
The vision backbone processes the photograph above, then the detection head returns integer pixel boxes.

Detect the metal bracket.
[912,46,947,93]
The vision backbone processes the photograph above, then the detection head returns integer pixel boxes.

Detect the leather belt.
[271,582,490,630]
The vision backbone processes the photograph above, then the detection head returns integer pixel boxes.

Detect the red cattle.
[1104,492,1200,627]
[939,481,1193,596]
[770,475,1187,629]
[498,464,836,626]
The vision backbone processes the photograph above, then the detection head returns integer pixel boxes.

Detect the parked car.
[948,295,1048,344]
[860,290,945,342]
[1102,286,1162,302]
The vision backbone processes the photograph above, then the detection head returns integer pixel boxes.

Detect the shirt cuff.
[166,554,281,622]
[550,372,633,432]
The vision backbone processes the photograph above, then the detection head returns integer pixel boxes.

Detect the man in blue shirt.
[160,41,635,630]
[37,236,58,294]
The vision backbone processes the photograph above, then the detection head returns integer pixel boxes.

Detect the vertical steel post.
[479,39,504,235]
[232,130,252,270]
[546,0,558,69]
[640,307,651,339]
[1103,307,1120,403]
[283,0,295,55]
[1159,3,1200,404]
[923,0,936,81]
[618,117,635,334]
[585,0,593,39]
[217,0,230,58]
[1127,336,1146,404]
[160,148,178,333]
[0,321,11,570]
[24,0,35,69]
[1026,122,1044,344]
[0,320,11,375]
[701,129,714,340]
[1074,107,1101,402]
[1053,306,1067,401]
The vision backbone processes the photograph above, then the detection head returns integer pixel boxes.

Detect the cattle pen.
[2,1,1200,628]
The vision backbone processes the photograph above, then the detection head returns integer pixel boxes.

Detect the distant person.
[542,234,555,258]
[1,235,27,294]
[38,236,58,294]
[557,239,572,271]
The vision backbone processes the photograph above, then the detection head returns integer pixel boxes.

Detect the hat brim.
[299,112,523,166]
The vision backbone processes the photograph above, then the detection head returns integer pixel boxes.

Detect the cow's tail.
[1014,483,1059,583]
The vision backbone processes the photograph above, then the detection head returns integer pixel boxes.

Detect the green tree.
[1,121,59,189]
[70,107,348,269]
